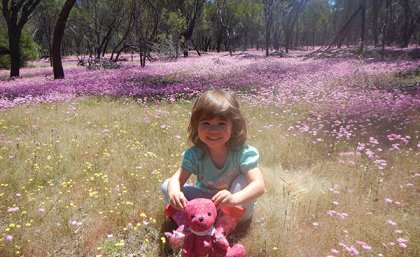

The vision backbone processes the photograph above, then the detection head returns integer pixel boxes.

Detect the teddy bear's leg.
[226,243,246,257]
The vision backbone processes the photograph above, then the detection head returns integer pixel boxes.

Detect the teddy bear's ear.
[164,204,178,218]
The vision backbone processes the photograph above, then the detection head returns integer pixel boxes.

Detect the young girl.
[161,89,265,234]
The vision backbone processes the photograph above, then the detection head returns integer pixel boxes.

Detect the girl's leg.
[229,174,256,222]
[216,174,256,236]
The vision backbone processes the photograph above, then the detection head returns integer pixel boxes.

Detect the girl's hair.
[188,89,247,151]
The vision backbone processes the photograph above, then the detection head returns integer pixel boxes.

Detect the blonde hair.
[188,89,247,151]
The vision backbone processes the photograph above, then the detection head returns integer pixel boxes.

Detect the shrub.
[0,30,41,69]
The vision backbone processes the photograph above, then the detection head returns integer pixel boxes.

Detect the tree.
[1,0,41,77]
[160,9,187,59]
[131,0,158,67]
[180,0,205,57]
[359,0,366,54]
[370,0,381,47]
[300,0,329,49]
[216,0,243,56]
[52,0,76,79]
[281,0,308,53]
[260,0,280,56]
[399,0,420,48]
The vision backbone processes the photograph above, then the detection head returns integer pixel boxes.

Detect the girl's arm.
[213,167,265,207]
[167,167,192,210]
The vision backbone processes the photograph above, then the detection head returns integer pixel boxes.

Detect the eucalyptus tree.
[31,0,65,65]
[202,2,226,52]
[192,2,215,52]
[109,2,136,62]
[236,0,262,50]
[74,0,128,59]
[159,8,187,59]
[299,0,329,49]
[0,16,10,68]
[52,0,76,79]
[180,0,206,56]
[260,0,280,56]
[398,0,420,48]
[281,0,309,53]
[370,0,381,47]
[158,0,205,57]
[359,0,366,53]
[1,0,42,77]
[131,0,158,67]
[216,0,244,56]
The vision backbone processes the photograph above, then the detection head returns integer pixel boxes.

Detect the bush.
[77,57,122,70]
[0,30,41,69]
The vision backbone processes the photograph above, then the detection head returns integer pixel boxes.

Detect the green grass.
[0,96,418,256]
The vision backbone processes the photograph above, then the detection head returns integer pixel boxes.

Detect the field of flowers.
[0,51,419,256]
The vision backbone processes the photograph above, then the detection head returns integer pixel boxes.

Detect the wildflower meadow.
[0,51,419,256]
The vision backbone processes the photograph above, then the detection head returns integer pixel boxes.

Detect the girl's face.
[197,115,233,151]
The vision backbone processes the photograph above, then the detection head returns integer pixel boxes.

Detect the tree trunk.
[52,0,76,79]
[359,0,366,54]
[399,0,419,48]
[265,19,270,56]
[372,0,380,47]
[3,0,42,77]
[386,0,395,45]
[285,32,290,53]
[8,30,21,77]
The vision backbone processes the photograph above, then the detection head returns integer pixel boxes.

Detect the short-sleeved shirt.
[181,144,259,194]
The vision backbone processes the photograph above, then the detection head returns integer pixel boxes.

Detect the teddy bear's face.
[183,198,217,232]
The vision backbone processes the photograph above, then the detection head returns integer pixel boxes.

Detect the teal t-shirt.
[181,144,259,194]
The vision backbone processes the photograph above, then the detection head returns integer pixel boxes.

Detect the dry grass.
[0,95,418,257]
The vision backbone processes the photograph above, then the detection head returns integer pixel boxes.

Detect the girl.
[161,89,265,235]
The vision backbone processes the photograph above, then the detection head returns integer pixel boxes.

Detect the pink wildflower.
[384,198,393,203]
[387,220,397,226]
[6,207,19,213]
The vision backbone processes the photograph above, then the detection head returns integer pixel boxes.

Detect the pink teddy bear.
[164,198,246,257]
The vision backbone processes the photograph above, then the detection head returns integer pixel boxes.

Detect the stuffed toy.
[164,198,246,257]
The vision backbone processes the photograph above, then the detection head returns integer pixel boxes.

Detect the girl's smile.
[198,116,232,151]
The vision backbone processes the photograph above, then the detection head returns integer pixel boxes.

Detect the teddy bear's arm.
[213,232,229,250]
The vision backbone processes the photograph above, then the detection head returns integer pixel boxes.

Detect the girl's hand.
[169,191,188,210]
[212,190,235,208]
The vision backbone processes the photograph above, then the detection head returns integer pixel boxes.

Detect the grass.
[0,55,419,256]
[0,95,418,257]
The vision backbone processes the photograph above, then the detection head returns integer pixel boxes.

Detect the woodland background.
[1,0,419,78]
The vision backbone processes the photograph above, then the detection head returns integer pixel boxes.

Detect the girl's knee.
[229,174,256,221]
[229,174,248,194]
[241,201,256,222]
[161,179,170,203]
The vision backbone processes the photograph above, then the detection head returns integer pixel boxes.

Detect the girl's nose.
[208,125,221,131]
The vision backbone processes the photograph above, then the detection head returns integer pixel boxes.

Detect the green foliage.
[0,29,41,69]
[0,16,9,69]
[160,9,187,36]
[157,9,187,58]
[21,31,42,64]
